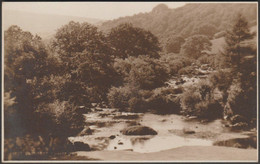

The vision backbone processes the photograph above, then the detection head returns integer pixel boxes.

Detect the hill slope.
[99,3,257,41]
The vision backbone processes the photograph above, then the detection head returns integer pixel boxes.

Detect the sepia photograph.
[1,1,258,162]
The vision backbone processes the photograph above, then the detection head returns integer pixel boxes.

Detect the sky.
[2,2,187,20]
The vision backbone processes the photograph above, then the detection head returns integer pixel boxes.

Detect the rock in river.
[121,125,157,135]
[73,141,91,151]
[78,126,93,136]
[183,128,195,134]
[109,135,116,139]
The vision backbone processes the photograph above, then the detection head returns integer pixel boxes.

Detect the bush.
[160,53,193,76]
[4,135,73,160]
[224,80,256,122]
[197,54,216,67]
[180,80,223,119]
[35,100,85,137]
[128,97,147,113]
[107,86,135,111]
[107,85,182,114]
[178,66,195,75]
[115,56,169,90]
[147,87,181,114]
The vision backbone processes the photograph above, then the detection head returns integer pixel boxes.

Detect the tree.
[164,35,185,53]
[181,35,212,59]
[4,26,59,136]
[52,21,115,103]
[108,23,161,59]
[221,14,256,122]
[114,56,169,90]
[192,23,218,39]
[224,14,255,71]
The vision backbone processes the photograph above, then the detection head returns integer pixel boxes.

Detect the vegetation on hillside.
[99,3,257,51]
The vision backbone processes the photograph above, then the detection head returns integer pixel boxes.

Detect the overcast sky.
[3,2,186,20]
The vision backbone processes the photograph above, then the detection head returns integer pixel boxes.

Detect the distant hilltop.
[99,3,257,41]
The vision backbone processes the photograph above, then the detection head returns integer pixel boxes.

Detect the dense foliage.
[100,3,256,41]
[108,23,161,59]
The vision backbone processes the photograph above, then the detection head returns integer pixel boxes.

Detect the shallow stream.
[69,108,252,153]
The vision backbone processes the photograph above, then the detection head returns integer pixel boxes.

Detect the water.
[105,134,212,153]
[69,109,235,153]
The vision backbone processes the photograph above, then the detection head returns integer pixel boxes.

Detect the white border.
[1,1,258,163]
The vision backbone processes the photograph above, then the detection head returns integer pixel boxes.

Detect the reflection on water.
[105,134,212,153]
[70,110,222,153]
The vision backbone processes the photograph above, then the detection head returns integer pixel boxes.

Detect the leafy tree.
[108,23,161,59]
[192,23,218,39]
[159,53,193,76]
[181,35,212,59]
[4,26,59,136]
[180,80,223,120]
[52,21,115,103]
[164,35,185,53]
[114,56,169,90]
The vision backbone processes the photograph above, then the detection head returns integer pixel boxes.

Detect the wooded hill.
[99,3,257,42]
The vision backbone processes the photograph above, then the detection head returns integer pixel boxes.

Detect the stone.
[118,141,124,145]
[73,141,90,151]
[183,128,195,134]
[78,127,93,136]
[109,135,116,139]
[231,122,249,130]
[230,115,248,124]
[121,126,157,136]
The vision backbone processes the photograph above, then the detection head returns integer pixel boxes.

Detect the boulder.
[118,141,124,145]
[113,114,139,120]
[230,115,248,124]
[183,128,195,134]
[109,135,116,139]
[213,136,256,149]
[121,126,157,135]
[231,122,249,130]
[73,142,90,151]
[78,126,93,136]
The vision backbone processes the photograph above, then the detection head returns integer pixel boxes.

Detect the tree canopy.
[181,35,212,59]
[108,23,161,59]
[52,21,115,103]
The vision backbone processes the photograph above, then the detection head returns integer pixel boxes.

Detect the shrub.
[178,66,195,75]
[128,97,147,113]
[224,80,256,122]
[4,135,73,160]
[180,86,201,116]
[147,87,181,114]
[160,53,193,76]
[180,80,223,119]
[35,100,85,137]
[107,86,135,111]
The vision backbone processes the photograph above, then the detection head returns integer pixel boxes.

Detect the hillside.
[3,10,105,40]
[99,3,257,42]
[210,25,257,54]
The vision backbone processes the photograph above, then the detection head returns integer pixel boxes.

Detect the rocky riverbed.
[67,107,257,161]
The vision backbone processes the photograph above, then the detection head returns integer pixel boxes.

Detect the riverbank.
[76,145,257,161]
